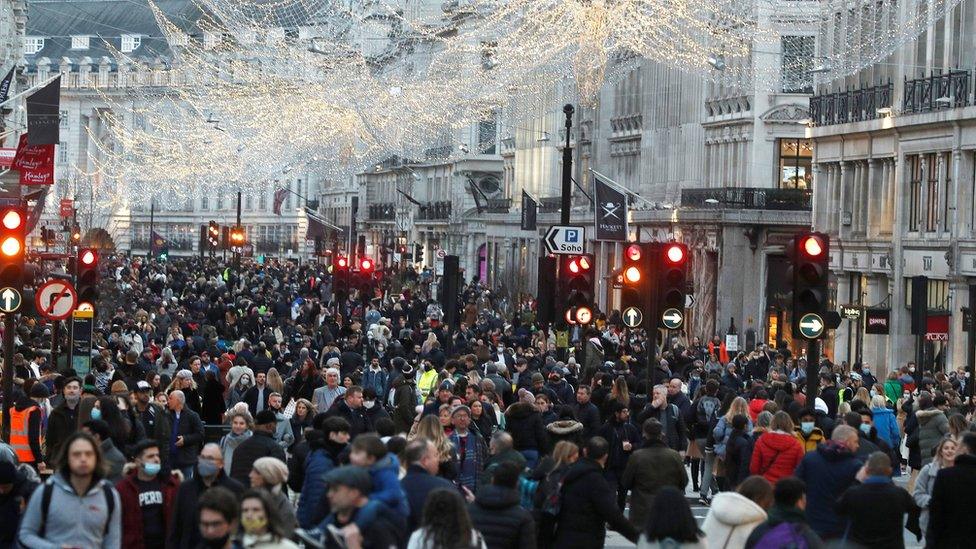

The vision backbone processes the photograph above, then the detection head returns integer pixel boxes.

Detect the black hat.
[29,383,51,399]
[254,410,277,425]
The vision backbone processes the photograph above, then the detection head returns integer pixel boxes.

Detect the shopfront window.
[778,138,813,189]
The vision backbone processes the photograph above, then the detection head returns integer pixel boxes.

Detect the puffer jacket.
[871,406,900,449]
[916,408,948,467]
[701,492,767,549]
[504,403,549,453]
[749,431,804,483]
[620,439,687,528]
[467,484,536,549]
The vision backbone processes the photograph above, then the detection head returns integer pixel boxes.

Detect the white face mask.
[364,400,375,409]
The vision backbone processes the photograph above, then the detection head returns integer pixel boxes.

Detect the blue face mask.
[142,462,161,476]
[859,423,872,435]
[800,421,815,435]
[90,408,102,421]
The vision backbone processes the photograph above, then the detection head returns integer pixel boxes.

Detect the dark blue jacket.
[400,464,455,530]
[297,446,339,528]
[794,441,862,538]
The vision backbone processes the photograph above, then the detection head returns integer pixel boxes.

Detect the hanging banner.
[11,134,55,185]
[925,314,949,341]
[26,75,61,146]
[593,176,628,241]
[273,187,288,215]
[864,308,890,335]
[520,190,537,231]
[0,67,13,104]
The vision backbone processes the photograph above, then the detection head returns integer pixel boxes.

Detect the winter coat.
[582,339,604,381]
[636,403,688,452]
[597,419,641,472]
[167,469,244,549]
[400,464,456,531]
[794,426,825,453]
[568,402,601,439]
[468,484,537,549]
[749,431,804,484]
[240,532,299,549]
[553,458,639,548]
[115,470,180,549]
[620,439,687,528]
[504,403,549,453]
[884,378,903,404]
[229,430,286,486]
[218,430,253,475]
[871,406,900,450]
[296,443,341,528]
[43,404,78,466]
[18,471,122,549]
[701,492,767,549]
[0,463,37,547]
[794,441,862,538]
[916,408,948,467]
[836,476,914,549]
[926,453,976,547]
[913,460,941,534]
[545,419,585,448]
[745,505,825,549]
[713,416,752,458]
[168,408,205,468]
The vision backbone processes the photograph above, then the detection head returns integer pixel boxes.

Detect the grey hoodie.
[18,471,121,549]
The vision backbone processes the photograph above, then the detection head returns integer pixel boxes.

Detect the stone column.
[866,159,878,237]
[834,272,852,364]
[838,162,849,239]
[948,277,969,370]
[862,275,889,378]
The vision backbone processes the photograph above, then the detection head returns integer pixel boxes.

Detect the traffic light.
[207,221,220,252]
[229,225,246,249]
[620,243,650,328]
[657,242,688,329]
[357,257,375,302]
[70,224,81,245]
[333,255,349,304]
[415,244,424,264]
[558,253,595,325]
[76,247,99,311]
[791,232,830,339]
[0,206,26,291]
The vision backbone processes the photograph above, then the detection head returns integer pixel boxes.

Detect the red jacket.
[749,431,804,483]
[116,469,180,549]
[748,399,768,422]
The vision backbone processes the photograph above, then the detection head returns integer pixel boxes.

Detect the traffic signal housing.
[657,242,688,329]
[791,232,830,338]
[76,247,99,311]
[229,225,246,249]
[558,253,595,325]
[0,206,26,291]
[357,257,375,302]
[207,221,220,252]
[620,243,650,328]
[332,255,349,304]
[70,224,81,245]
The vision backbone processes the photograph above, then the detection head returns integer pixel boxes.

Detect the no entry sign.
[36,279,77,320]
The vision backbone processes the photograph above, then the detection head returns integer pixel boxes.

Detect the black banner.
[27,76,61,146]
[594,176,627,241]
[0,68,13,104]
[520,190,537,231]
[865,308,890,335]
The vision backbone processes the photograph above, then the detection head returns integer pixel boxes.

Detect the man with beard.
[44,376,83,471]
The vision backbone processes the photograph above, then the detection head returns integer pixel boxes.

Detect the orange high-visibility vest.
[9,405,40,463]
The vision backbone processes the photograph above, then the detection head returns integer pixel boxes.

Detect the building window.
[479,116,497,155]
[57,142,68,164]
[781,35,815,94]
[71,35,90,50]
[259,191,267,211]
[906,278,950,311]
[201,196,208,210]
[777,138,812,189]
[217,193,224,210]
[121,34,142,53]
[24,37,45,55]
[59,110,69,128]
[909,155,923,232]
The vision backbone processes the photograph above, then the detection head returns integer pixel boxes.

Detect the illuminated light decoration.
[626,244,642,261]
[624,266,641,283]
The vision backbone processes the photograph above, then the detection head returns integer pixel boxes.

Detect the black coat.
[468,485,536,549]
[242,385,271,417]
[136,402,173,467]
[926,453,976,547]
[228,430,286,485]
[44,403,78,466]
[400,464,456,531]
[168,408,205,468]
[568,402,601,439]
[166,471,244,549]
[553,458,638,548]
[326,400,372,438]
[837,478,914,549]
[504,403,549,453]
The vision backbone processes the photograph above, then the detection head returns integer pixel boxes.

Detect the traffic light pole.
[805,339,820,401]
[560,104,574,225]
[1,312,15,441]
[235,191,242,270]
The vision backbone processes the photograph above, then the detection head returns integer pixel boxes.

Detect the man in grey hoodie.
[18,431,122,549]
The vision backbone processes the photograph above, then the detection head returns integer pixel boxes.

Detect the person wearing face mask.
[168,444,244,549]
[239,490,298,549]
[793,409,825,453]
[195,487,240,549]
[116,440,180,549]
[44,377,83,471]
[360,387,390,426]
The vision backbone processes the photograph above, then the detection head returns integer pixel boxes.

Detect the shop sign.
[864,309,889,335]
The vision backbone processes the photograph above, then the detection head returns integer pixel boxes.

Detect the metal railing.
[810,81,893,126]
[680,187,812,210]
[417,201,451,220]
[539,197,562,213]
[367,203,396,221]
[486,198,511,213]
[903,70,972,113]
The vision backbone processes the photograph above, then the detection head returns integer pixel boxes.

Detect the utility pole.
[235,191,242,270]
[560,104,574,225]
[148,199,155,258]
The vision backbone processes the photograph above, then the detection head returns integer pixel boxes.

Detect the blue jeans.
[520,450,539,470]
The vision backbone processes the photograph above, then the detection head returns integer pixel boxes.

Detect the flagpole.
[590,168,656,208]
[0,73,61,110]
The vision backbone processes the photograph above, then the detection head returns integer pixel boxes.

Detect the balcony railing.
[680,188,812,210]
[903,70,972,113]
[539,197,562,213]
[810,81,892,126]
[367,203,396,221]
[486,198,511,213]
[417,201,451,220]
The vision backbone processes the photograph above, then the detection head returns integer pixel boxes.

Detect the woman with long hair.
[238,489,299,548]
[155,346,179,376]
[914,436,957,535]
[532,441,580,549]
[749,412,804,484]
[248,457,297,538]
[639,486,705,548]
[266,368,285,396]
[608,375,631,411]
[220,410,254,474]
[947,413,969,442]
[469,399,496,438]
[407,489,487,549]
[289,399,316,445]
[852,387,872,410]
[410,414,457,480]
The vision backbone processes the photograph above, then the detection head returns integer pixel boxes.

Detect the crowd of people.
[1,254,975,548]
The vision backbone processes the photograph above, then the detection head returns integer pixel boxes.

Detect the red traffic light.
[624,266,641,283]
[337,257,348,268]
[665,244,685,264]
[802,236,824,257]
[1,210,22,230]
[360,258,374,271]
[80,249,97,265]
[626,244,642,261]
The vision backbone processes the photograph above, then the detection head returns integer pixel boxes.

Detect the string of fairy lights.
[69,0,966,204]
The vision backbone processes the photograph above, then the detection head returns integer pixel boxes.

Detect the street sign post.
[544,225,586,255]
[798,312,825,339]
[69,309,94,376]
[622,306,643,328]
[0,287,21,313]
[661,308,683,329]
[35,279,77,321]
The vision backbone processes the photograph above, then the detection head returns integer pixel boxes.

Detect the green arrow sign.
[798,313,825,339]
[661,308,683,329]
